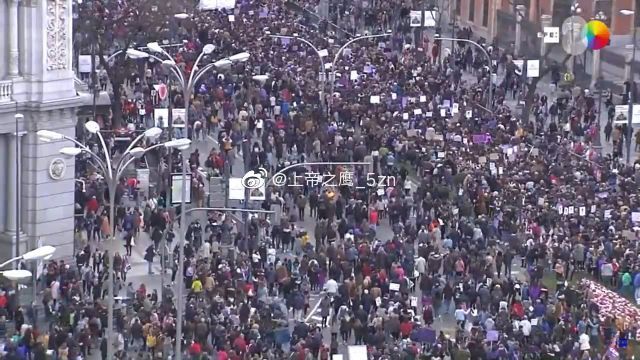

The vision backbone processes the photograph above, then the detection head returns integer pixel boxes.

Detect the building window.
[455,0,461,15]
[482,0,489,26]
[469,0,475,22]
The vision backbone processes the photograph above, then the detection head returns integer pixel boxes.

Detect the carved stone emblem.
[46,0,68,71]
[49,158,66,180]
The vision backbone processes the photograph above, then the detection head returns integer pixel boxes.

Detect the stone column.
[625,44,634,83]
[8,0,21,77]
[5,134,22,235]
[540,15,552,57]
[591,49,601,88]
[515,5,527,57]
[0,135,6,234]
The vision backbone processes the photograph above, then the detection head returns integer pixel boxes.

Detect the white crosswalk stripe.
[304,292,331,325]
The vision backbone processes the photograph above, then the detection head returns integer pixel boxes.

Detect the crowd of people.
[3,0,640,359]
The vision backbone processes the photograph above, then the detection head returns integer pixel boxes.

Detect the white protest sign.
[348,346,368,360]
[198,0,236,10]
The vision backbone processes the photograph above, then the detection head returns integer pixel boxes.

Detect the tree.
[74,0,194,127]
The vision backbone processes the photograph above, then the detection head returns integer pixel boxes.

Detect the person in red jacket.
[216,349,228,360]
[188,341,202,357]
[232,334,246,354]
[85,196,99,214]
[400,318,413,339]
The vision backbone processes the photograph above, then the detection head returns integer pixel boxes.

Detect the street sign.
[543,27,560,43]
[154,83,168,100]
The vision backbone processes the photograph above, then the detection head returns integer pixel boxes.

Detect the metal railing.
[0,80,13,102]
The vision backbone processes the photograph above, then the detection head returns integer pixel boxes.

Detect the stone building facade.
[0,0,80,263]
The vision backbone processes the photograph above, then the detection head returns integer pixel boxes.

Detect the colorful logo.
[582,20,610,50]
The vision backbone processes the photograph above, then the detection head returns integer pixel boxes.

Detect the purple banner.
[486,330,499,342]
[410,327,436,343]
[472,134,492,144]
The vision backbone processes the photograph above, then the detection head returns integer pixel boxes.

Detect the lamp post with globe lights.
[0,245,56,316]
[38,123,189,359]
[568,2,582,74]
[267,33,327,112]
[329,31,392,99]
[620,9,637,164]
[132,42,249,359]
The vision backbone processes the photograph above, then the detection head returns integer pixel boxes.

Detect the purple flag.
[472,133,492,144]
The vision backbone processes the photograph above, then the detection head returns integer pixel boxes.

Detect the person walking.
[144,244,155,275]
[124,231,133,256]
[296,194,307,221]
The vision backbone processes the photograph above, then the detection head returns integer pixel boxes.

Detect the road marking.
[304,294,324,322]
[207,135,220,146]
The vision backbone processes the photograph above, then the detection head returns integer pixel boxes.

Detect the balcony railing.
[0,80,12,102]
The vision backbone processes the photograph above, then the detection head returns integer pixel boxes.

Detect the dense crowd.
[3,0,640,359]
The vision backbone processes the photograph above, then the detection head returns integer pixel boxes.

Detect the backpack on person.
[146,334,157,348]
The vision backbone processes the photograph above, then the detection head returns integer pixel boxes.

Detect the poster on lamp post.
[526,60,540,78]
[154,108,169,128]
[512,60,524,76]
[613,105,640,124]
[171,173,192,204]
[228,178,245,200]
[410,11,422,27]
[171,108,187,128]
[78,55,93,73]
[423,10,437,27]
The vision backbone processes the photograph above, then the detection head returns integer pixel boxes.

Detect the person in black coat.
[144,245,155,275]
[14,307,24,332]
